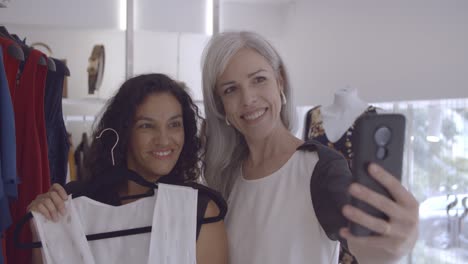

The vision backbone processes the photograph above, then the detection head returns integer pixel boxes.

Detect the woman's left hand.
[340,163,419,264]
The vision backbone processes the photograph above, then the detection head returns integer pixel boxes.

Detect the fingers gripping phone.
[350,113,406,236]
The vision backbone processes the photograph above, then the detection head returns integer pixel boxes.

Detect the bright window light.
[426,136,441,143]
[205,0,213,35]
[119,0,127,31]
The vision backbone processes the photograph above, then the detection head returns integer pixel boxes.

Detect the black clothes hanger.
[13,167,226,249]
[46,57,56,72]
[0,26,25,61]
[13,128,226,249]
[62,61,70,76]
[5,43,25,61]
[8,32,50,69]
[13,164,157,249]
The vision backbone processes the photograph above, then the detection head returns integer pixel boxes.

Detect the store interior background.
[1,0,467,263]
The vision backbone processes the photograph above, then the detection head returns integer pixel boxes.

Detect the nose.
[154,128,170,146]
[240,86,257,106]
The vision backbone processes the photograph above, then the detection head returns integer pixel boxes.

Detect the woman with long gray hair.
[201,31,419,264]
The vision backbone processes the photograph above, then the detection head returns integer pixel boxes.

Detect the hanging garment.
[32,183,197,264]
[0,47,17,234]
[0,37,21,100]
[44,59,69,186]
[305,105,377,168]
[1,236,6,264]
[6,49,50,264]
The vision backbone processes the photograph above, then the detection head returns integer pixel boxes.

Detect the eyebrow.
[219,69,267,88]
[134,114,183,122]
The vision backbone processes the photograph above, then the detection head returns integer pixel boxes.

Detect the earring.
[280,90,287,105]
[225,116,231,126]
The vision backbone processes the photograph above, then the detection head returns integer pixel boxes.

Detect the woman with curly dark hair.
[27,74,228,263]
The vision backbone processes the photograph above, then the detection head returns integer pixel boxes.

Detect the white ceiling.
[221,0,292,3]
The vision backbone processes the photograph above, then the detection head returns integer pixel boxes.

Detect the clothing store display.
[226,140,351,264]
[6,49,50,264]
[1,43,20,264]
[44,59,70,186]
[0,46,18,264]
[32,184,197,264]
[1,28,72,264]
[0,37,22,99]
[306,105,377,167]
[0,47,17,233]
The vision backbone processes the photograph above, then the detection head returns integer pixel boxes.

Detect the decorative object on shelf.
[87,44,105,95]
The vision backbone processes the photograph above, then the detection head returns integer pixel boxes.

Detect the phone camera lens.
[376,146,387,160]
[374,126,392,147]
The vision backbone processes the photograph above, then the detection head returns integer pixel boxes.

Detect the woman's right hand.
[27,183,68,222]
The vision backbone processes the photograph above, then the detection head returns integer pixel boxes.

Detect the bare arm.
[196,201,228,264]
[340,164,419,264]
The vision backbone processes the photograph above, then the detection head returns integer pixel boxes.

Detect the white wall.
[3,0,468,107]
[136,0,207,33]
[220,0,468,106]
[0,0,120,29]
[134,31,209,101]
[220,2,289,41]
[3,25,126,99]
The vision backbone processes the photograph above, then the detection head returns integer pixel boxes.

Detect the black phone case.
[350,113,406,236]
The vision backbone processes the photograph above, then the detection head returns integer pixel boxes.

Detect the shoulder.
[297,140,345,161]
[298,141,352,242]
[180,182,227,240]
[182,182,227,223]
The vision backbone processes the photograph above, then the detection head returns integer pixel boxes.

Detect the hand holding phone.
[349,113,406,236]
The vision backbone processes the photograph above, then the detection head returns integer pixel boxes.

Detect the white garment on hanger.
[32,183,198,264]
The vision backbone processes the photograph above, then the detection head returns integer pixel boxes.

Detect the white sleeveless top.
[226,151,340,264]
[32,183,198,264]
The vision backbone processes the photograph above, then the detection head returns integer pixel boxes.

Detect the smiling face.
[216,48,285,140]
[127,92,185,182]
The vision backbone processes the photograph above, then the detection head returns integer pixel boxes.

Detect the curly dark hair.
[84,73,202,185]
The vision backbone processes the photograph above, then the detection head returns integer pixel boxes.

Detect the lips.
[241,108,267,121]
[150,149,174,159]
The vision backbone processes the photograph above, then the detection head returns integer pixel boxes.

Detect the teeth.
[244,109,266,120]
[153,150,172,156]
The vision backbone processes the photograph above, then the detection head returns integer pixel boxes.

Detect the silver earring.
[225,116,231,126]
[280,90,287,105]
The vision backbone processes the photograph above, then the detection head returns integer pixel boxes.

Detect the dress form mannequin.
[320,87,369,143]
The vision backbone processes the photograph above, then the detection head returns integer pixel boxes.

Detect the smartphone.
[350,113,406,236]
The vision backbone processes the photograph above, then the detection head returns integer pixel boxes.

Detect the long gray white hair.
[201,31,296,199]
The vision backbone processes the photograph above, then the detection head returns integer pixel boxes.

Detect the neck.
[244,124,303,167]
[123,180,151,196]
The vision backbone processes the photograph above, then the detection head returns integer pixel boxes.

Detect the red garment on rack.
[2,237,7,264]
[6,49,50,264]
[0,37,21,99]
